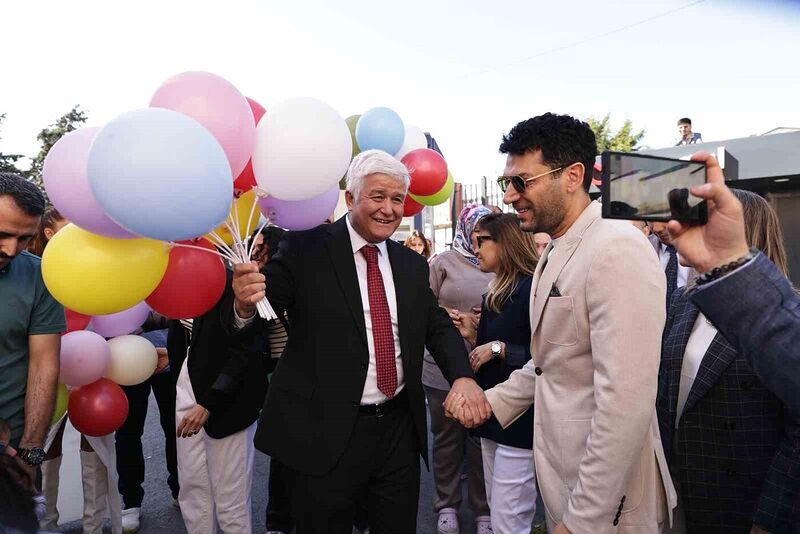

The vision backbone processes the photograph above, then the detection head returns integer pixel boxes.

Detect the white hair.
[345,149,410,199]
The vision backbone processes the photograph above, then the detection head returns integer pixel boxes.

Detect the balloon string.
[206,231,240,260]
[247,219,270,260]
[171,242,239,263]
[243,188,260,242]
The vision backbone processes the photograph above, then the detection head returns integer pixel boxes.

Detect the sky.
[2,0,799,184]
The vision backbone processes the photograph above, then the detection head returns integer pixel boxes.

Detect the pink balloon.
[42,127,136,239]
[59,331,111,387]
[258,185,340,231]
[90,302,151,338]
[150,71,256,179]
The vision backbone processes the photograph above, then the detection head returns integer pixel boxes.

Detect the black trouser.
[115,371,179,508]
[284,393,420,534]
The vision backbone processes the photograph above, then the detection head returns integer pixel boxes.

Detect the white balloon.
[252,97,352,201]
[105,335,158,386]
[394,124,428,160]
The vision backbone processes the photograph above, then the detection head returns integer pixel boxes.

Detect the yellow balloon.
[207,189,261,246]
[51,383,69,425]
[42,224,169,315]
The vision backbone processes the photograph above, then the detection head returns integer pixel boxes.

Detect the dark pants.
[115,371,179,508]
[285,397,420,534]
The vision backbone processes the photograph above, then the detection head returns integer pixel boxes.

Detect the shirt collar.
[345,214,389,258]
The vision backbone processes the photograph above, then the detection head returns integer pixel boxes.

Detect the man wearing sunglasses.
[446,113,675,534]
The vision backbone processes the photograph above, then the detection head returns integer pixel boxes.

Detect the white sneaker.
[475,517,493,534]
[122,507,141,533]
[437,508,459,534]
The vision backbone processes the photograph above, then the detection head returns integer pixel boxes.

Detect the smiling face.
[501,151,570,235]
[345,173,406,243]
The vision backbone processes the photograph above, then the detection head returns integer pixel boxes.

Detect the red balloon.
[402,149,448,196]
[64,308,91,334]
[233,97,267,195]
[68,378,129,437]
[403,195,424,217]
[146,238,226,319]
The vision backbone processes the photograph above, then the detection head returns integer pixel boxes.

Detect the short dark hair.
[499,113,597,192]
[0,173,45,217]
[677,117,692,126]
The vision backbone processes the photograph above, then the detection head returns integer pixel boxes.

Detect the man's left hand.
[553,523,572,534]
[177,405,209,438]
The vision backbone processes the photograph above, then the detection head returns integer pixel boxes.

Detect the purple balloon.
[43,127,136,239]
[59,331,111,387]
[90,302,151,338]
[258,185,340,231]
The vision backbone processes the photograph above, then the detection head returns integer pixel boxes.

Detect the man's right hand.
[232,262,266,319]
[667,152,750,273]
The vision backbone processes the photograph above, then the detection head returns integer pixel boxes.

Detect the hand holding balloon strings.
[172,186,277,321]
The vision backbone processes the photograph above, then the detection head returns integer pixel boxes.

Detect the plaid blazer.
[657,290,800,533]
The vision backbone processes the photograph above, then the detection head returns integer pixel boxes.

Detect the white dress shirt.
[233,216,404,405]
[657,242,690,289]
[345,215,405,404]
[675,312,717,427]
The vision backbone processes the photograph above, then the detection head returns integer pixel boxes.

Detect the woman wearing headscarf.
[422,204,494,534]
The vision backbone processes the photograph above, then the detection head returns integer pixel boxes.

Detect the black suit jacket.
[657,290,800,533]
[168,270,275,439]
[225,216,473,476]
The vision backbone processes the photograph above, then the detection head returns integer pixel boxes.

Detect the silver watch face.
[491,342,501,354]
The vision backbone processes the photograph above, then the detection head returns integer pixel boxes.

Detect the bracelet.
[695,248,758,286]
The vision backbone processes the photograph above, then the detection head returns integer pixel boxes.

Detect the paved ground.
[61,393,487,533]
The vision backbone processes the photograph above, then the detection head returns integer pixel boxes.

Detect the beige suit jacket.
[486,201,676,533]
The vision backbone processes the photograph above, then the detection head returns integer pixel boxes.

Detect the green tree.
[0,113,26,174]
[586,114,645,153]
[26,105,88,189]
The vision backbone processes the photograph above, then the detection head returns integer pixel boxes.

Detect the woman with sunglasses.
[453,212,540,534]
[422,204,494,534]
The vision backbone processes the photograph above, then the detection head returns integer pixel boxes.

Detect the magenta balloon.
[42,127,136,239]
[258,185,340,231]
[150,71,256,179]
[90,302,151,338]
[59,331,111,387]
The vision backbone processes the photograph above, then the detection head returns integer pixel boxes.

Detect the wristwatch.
[491,342,502,358]
[18,446,46,467]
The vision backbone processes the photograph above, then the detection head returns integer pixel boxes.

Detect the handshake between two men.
[444,382,493,429]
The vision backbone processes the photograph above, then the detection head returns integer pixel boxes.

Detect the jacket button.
[725,468,736,476]
[613,518,619,526]
[352,402,359,407]
[535,367,543,376]
[726,421,736,430]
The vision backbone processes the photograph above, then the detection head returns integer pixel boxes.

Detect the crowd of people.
[0,111,798,534]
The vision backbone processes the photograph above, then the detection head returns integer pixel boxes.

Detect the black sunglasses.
[497,166,565,194]
[476,235,494,248]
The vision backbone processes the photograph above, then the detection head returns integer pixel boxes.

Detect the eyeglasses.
[476,235,494,248]
[497,167,564,194]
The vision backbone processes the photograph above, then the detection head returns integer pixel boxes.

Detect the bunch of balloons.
[343,106,454,217]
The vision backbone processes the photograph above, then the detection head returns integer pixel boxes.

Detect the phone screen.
[601,151,707,223]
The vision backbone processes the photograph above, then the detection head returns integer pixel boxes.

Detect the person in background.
[404,229,431,259]
[26,206,68,257]
[649,220,692,306]
[423,204,493,534]
[666,152,800,414]
[453,213,539,534]
[115,326,179,533]
[0,174,63,522]
[657,188,800,533]
[675,118,702,146]
[629,220,651,237]
[532,232,551,256]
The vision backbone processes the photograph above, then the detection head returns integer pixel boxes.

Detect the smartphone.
[601,151,708,223]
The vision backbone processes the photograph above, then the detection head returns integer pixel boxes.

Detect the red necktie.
[360,245,397,398]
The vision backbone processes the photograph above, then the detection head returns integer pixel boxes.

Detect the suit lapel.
[665,296,700,424]
[529,201,600,336]
[326,218,368,347]
[683,327,738,415]
[387,241,411,368]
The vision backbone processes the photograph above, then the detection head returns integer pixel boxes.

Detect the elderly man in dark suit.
[228,149,490,534]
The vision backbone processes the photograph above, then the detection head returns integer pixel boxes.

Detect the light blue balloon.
[87,108,233,242]
[355,107,405,155]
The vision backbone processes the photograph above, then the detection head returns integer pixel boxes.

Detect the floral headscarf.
[452,204,492,267]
